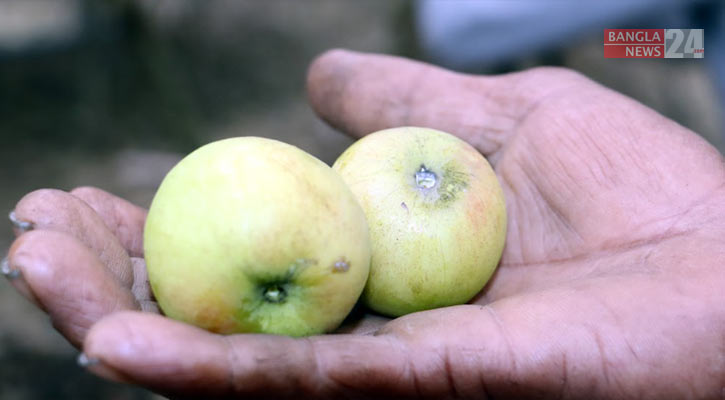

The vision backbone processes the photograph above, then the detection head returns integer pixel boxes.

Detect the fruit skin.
[144,137,371,336]
[333,127,506,317]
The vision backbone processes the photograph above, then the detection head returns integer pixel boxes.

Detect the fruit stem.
[263,285,287,303]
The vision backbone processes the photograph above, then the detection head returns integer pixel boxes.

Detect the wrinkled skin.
[5,49,725,399]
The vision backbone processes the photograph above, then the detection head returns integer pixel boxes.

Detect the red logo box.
[604,29,665,58]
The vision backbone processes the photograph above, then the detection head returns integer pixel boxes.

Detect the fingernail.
[9,211,34,233]
[77,352,131,383]
[77,353,100,367]
[1,257,21,279]
[2,257,42,309]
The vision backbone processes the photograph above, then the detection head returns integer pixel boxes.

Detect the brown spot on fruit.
[332,257,350,272]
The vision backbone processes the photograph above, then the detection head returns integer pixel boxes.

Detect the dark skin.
[4,49,725,399]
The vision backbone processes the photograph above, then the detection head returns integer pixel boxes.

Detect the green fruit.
[333,127,506,317]
[144,137,371,336]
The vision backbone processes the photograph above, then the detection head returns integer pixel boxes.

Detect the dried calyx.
[414,165,437,189]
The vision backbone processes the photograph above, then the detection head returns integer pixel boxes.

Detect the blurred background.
[0,0,722,398]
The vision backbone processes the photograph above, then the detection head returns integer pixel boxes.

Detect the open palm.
[6,50,725,399]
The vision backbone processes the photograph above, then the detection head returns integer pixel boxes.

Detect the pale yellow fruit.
[333,127,506,317]
[145,137,371,336]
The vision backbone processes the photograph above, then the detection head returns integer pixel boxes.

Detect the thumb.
[306,49,581,155]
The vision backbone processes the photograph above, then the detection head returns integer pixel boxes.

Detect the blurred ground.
[0,1,722,399]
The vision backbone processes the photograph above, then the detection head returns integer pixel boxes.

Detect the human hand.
[5,49,725,399]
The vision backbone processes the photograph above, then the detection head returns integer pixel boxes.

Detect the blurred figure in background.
[416,0,725,150]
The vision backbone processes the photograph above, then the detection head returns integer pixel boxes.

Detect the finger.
[79,307,539,399]
[80,306,546,399]
[306,49,582,155]
[70,186,148,257]
[80,308,504,399]
[82,311,415,399]
[82,274,724,400]
[6,230,139,348]
[130,257,159,313]
[13,189,133,287]
[9,210,33,235]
